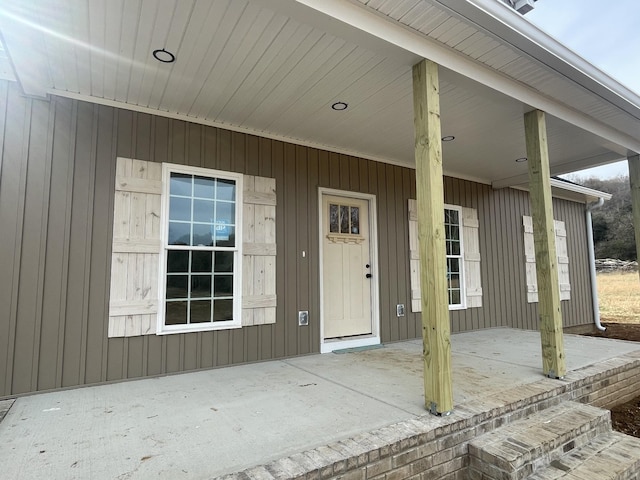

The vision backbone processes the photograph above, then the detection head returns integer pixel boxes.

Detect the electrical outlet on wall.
[298,311,309,326]
[396,304,405,317]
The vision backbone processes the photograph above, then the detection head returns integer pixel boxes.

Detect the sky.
[525,0,640,179]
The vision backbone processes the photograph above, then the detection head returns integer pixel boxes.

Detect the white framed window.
[444,205,465,309]
[408,200,482,313]
[158,164,243,334]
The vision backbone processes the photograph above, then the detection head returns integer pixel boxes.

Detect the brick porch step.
[468,401,611,480]
[527,431,640,480]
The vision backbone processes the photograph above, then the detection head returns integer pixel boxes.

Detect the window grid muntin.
[329,203,360,234]
[444,206,464,308]
[165,242,236,325]
[168,174,236,248]
[162,166,241,332]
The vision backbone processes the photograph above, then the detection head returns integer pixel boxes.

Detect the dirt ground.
[584,322,640,342]
[583,322,640,438]
[611,396,640,437]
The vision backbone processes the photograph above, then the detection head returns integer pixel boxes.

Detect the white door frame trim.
[318,188,380,353]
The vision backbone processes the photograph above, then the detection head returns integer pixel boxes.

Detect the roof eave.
[440,0,640,119]
[298,0,640,156]
[549,178,612,204]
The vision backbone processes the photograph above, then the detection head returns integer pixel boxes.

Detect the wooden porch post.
[628,154,640,282]
[412,59,453,414]
[524,110,566,379]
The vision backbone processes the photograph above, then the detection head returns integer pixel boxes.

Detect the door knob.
[366,273,372,278]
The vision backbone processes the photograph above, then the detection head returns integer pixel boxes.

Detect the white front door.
[321,193,375,344]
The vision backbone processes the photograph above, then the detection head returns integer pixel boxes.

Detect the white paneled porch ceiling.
[1,0,638,186]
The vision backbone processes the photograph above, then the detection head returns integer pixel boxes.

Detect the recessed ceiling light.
[515,157,528,163]
[441,135,455,142]
[331,101,348,111]
[153,48,176,63]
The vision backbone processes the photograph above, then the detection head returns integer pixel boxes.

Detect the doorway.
[319,189,380,353]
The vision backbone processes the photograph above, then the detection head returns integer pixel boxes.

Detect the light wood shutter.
[462,207,483,307]
[555,221,571,300]
[242,176,277,325]
[523,216,571,302]
[108,158,161,337]
[408,199,482,312]
[408,199,421,313]
[523,216,539,303]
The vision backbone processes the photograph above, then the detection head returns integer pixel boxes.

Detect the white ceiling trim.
[295,0,640,154]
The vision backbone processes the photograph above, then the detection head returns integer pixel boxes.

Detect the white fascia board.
[549,178,612,202]
[510,181,611,204]
[295,0,640,154]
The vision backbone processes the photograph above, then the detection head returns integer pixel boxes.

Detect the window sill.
[448,304,466,311]
[157,322,242,335]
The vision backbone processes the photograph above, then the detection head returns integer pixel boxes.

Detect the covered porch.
[1,328,639,479]
[1,0,640,423]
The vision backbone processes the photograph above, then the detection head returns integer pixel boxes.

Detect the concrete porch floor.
[1,328,639,480]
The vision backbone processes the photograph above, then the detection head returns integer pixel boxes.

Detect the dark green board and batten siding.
[0,81,594,397]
